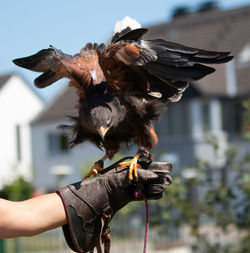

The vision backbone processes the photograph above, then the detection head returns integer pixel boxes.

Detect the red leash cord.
[135,189,149,253]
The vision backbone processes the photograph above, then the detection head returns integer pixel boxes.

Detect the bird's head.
[89,104,113,141]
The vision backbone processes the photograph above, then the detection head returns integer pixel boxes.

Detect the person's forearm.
[0,193,67,239]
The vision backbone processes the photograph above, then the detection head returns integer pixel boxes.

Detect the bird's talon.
[119,157,141,180]
[82,163,103,180]
[119,161,130,168]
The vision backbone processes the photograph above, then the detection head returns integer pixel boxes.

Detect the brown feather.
[57,45,104,97]
[134,123,158,149]
[115,42,141,65]
[98,42,148,93]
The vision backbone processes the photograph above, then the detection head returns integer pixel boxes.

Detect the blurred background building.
[1,2,249,191]
[0,74,43,188]
[0,1,250,252]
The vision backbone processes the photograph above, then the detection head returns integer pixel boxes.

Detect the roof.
[32,85,78,124]
[33,5,250,123]
[0,74,12,89]
[145,5,250,54]
[0,72,44,102]
[144,5,250,97]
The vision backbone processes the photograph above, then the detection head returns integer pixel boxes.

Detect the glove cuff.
[56,179,112,253]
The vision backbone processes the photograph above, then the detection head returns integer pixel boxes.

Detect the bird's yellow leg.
[119,153,142,180]
[83,154,108,180]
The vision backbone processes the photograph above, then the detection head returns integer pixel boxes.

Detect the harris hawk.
[13,17,233,180]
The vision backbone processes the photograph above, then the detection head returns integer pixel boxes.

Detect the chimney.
[197,1,218,12]
[172,6,190,19]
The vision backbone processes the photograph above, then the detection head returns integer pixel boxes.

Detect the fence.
[0,226,190,253]
[0,220,244,253]
[1,228,69,253]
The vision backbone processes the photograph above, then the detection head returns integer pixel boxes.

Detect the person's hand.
[57,158,172,253]
[105,160,172,212]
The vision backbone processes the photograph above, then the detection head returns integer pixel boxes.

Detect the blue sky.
[1,0,250,100]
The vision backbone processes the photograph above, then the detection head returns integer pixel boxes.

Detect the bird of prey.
[13,16,233,180]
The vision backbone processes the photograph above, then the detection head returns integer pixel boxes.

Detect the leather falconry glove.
[57,158,172,253]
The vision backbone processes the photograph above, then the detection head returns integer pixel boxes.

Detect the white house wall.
[31,121,105,190]
[0,75,43,188]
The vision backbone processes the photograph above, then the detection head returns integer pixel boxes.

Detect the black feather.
[13,47,65,88]
[34,70,60,88]
[145,62,215,82]
[13,48,55,72]
[112,28,148,43]
[144,39,233,65]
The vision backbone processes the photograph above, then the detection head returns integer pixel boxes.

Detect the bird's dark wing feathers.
[103,36,233,102]
[146,39,233,64]
[13,48,64,88]
[112,28,148,43]
[13,43,104,91]
[13,24,233,104]
[141,40,232,97]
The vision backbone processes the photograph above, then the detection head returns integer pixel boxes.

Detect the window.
[16,125,21,161]
[202,102,211,132]
[48,133,69,155]
[178,103,190,135]
[222,100,246,136]
[155,106,174,136]
[156,102,190,136]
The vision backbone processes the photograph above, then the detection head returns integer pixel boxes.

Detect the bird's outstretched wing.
[98,32,233,102]
[13,43,105,97]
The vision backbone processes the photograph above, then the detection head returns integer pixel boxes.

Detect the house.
[144,4,250,173]
[0,74,44,188]
[28,4,250,191]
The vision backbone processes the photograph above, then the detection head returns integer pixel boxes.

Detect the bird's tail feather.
[112,28,148,43]
[112,16,148,43]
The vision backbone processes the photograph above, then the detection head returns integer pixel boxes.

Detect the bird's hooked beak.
[97,127,109,141]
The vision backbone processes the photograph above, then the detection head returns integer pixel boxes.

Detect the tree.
[150,100,250,252]
[0,176,34,201]
[113,100,250,252]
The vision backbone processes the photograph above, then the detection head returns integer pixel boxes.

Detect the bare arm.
[0,193,67,239]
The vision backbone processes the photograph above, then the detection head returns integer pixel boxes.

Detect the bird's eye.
[106,119,111,125]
